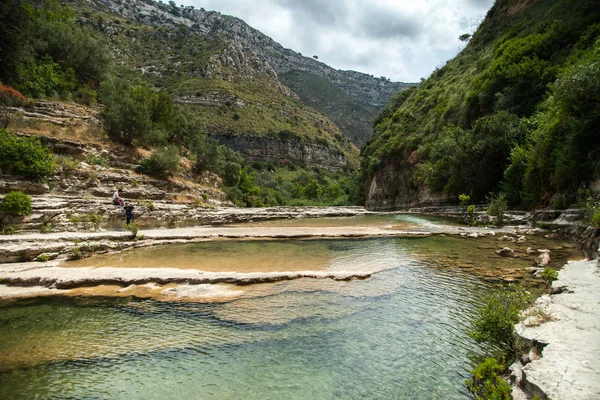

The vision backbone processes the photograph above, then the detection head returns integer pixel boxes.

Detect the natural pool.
[0,216,580,399]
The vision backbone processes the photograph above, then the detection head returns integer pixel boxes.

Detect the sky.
[185,0,495,82]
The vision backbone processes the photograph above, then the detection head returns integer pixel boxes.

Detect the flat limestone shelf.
[515,259,600,400]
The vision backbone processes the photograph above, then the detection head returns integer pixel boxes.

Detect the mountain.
[67,0,412,150]
[361,0,600,209]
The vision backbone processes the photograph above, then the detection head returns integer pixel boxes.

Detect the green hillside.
[362,0,600,208]
[279,70,382,146]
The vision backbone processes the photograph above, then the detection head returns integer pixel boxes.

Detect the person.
[123,201,135,225]
[113,189,123,206]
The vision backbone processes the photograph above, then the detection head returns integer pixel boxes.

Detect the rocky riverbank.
[511,259,600,400]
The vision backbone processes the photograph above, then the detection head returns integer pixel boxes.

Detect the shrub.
[469,286,529,351]
[0,191,32,216]
[487,193,507,226]
[541,267,559,281]
[0,130,56,179]
[138,146,180,177]
[466,358,511,400]
[85,153,109,167]
[38,253,49,262]
[1,225,17,235]
[123,221,140,238]
[466,204,476,225]
[139,199,156,211]
[54,154,79,171]
[0,82,30,107]
[459,193,471,206]
[593,210,600,229]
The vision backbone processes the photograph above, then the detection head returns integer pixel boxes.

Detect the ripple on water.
[0,233,575,400]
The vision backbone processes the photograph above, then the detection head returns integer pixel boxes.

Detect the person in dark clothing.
[123,201,135,225]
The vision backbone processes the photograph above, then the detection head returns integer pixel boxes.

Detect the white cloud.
[186,0,494,82]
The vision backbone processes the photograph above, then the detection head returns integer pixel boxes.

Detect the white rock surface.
[515,259,600,400]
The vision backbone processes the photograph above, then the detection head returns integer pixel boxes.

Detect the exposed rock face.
[514,259,600,400]
[365,163,450,210]
[211,134,350,170]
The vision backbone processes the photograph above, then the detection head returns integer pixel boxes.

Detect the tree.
[459,33,471,42]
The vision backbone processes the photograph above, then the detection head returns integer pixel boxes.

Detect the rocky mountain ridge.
[72,0,413,146]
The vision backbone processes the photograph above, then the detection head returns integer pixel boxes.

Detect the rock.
[496,247,516,257]
[509,361,524,385]
[544,233,558,239]
[526,247,536,255]
[467,232,479,238]
[499,235,516,243]
[535,252,551,268]
[517,235,527,243]
[35,252,59,261]
[487,231,496,236]
[538,249,551,253]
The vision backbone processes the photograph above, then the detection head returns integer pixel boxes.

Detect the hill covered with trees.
[361,0,600,210]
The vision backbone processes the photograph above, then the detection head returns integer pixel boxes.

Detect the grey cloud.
[273,0,348,26]
[358,7,422,39]
[189,0,496,81]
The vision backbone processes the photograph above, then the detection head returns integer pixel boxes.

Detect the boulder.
[496,247,516,257]
[535,252,550,268]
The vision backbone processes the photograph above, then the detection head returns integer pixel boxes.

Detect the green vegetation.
[139,199,156,211]
[85,153,109,167]
[69,213,102,230]
[469,285,529,352]
[123,221,140,238]
[541,267,559,281]
[0,130,56,179]
[466,357,512,400]
[459,194,471,206]
[1,225,17,235]
[362,0,600,208]
[225,163,359,207]
[0,0,110,100]
[138,146,180,177]
[487,193,507,226]
[37,253,49,262]
[0,191,33,216]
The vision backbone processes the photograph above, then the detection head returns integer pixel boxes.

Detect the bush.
[1,225,17,235]
[466,358,511,400]
[123,221,140,238]
[85,153,109,167]
[0,130,56,179]
[541,267,559,281]
[487,193,507,226]
[0,191,32,216]
[138,146,180,177]
[469,286,529,351]
[459,193,471,206]
[0,82,30,107]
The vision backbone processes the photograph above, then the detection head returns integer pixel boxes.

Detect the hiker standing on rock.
[123,201,135,225]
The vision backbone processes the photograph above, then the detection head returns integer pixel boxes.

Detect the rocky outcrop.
[513,259,600,400]
[365,163,450,210]
[211,134,350,170]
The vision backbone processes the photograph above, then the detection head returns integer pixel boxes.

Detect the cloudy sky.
[186,0,495,82]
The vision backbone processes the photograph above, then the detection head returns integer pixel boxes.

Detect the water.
[0,217,578,399]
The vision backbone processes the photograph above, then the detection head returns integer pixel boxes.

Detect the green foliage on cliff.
[363,0,600,207]
[0,191,33,216]
[0,130,56,179]
[0,0,110,100]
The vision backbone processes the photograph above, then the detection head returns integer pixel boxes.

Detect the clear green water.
[0,235,518,400]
